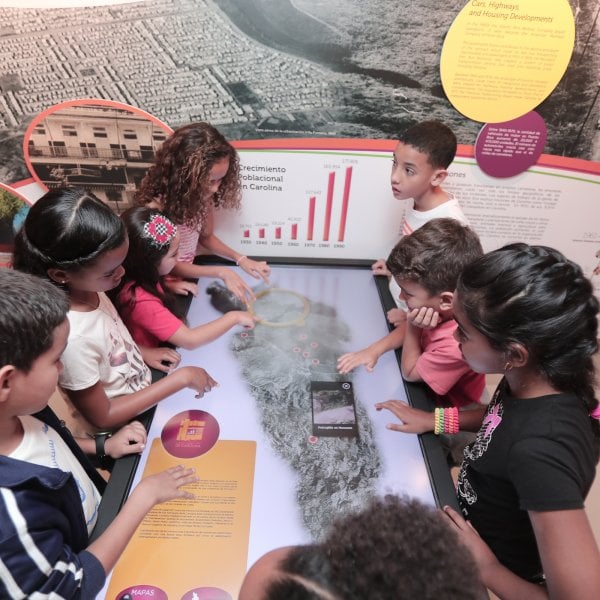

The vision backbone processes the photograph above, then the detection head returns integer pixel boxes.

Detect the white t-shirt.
[389,196,469,304]
[10,415,102,534]
[60,292,151,398]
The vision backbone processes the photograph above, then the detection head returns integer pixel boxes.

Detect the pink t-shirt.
[117,282,183,348]
[416,319,484,408]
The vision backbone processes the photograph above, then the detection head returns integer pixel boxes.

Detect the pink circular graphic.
[161,409,220,458]
[299,333,308,340]
[240,331,249,338]
[116,585,167,600]
[293,346,301,353]
[310,341,318,348]
[302,351,310,358]
[475,111,547,178]
[181,587,232,600]
[312,358,320,365]
[308,435,319,444]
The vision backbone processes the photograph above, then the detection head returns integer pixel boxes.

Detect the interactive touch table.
[95,261,456,600]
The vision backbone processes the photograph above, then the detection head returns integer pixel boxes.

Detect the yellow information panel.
[440,0,574,123]
[105,439,256,600]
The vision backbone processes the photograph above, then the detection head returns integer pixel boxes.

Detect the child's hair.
[0,269,69,371]
[114,206,182,318]
[135,122,241,228]
[398,120,457,169]
[262,496,481,600]
[386,218,483,296]
[456,243,599,415]
[12,187,126,279]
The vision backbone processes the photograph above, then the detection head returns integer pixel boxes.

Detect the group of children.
[1,119,599,599]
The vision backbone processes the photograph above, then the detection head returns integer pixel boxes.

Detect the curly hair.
[135,122,241,229]
[397,120,457,169]
[0,269,69,372]
[386,218,483,296]
[258,496,482,600]
[456,243,599,416]
[12,187,126,279]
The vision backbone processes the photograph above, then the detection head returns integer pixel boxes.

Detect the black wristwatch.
[94,431,113,469]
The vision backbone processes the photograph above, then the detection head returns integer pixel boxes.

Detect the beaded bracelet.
[236,255,248,266]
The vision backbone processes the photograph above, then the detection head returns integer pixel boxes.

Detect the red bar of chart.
[338,167,353,242]
[306,166,353,243]
[243,229,250,238]
[291,223,298,240]
[323,171,336,241]
[275,227,282,239]
[259,228,265,239]
[307,196,316,241]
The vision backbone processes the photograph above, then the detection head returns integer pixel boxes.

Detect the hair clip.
[143,213,177,248]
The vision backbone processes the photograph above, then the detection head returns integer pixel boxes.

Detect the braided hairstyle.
[12,187,126,280]
[456,243,599,416]
[135,122,241,229]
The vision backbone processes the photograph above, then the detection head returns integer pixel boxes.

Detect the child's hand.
[163,277,198,297]
[105,420,147,458]
[233,310,257,329]
[375,399,435,434]
[442,506,499,576]
[387,307,407,327]
[407,306,440,329]
[371,259,391,277]
[337,348,380,374]
[180,366,219,398]
[238,256,271,284]
[220,268,255,303]
[134,465,198,505]
[139,345,181,373]
[172,279,198,297]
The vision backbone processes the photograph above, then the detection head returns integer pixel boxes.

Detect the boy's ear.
[0,365,16,404]
[431,168,448,187]
[47,268,69,285]
[438,290,454,310]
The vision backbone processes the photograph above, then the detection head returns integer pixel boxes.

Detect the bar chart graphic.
[216,145,403,260]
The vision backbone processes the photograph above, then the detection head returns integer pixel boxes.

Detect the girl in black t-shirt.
[443,243,600,600]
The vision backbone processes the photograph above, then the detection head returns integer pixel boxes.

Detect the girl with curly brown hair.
[136,122,270,301]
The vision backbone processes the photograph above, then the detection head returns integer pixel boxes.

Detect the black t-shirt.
[458,383,599,580]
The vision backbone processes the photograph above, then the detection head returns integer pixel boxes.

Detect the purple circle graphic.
[475,111,547,178]
[116,585,167,600]
[180,587,232,600]
[161,409,220,458]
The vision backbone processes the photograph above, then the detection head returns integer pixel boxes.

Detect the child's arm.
[374,400,486,434]
[401,307,441,382]
[170,260,254,302]
[337,323,406,374]
[75,420,147,458]
[371,258,391,277]
[64,366,218,430]
[443,506,600,600]
[168,310,256,350]
[87,465,198,575]
[138,345,181,373]
[199,209,270,283]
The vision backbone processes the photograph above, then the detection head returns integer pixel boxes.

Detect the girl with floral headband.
[136,122,270,301]
[115,207,256,351]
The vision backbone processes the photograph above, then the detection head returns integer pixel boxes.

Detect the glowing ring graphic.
[249,287,310,328]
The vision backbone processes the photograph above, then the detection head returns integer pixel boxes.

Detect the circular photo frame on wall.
[23,98,172,214]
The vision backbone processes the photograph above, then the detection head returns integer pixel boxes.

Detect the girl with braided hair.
[136,122,270,301]
[443,243,600,600]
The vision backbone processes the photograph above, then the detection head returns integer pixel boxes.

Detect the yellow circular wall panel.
[440,0,575,123]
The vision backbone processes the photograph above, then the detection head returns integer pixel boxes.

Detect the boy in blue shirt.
[0,269,197,599]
